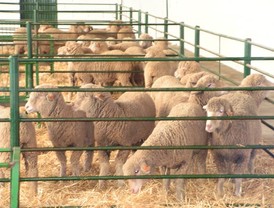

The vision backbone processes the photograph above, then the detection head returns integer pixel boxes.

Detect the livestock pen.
[0,1,274,207]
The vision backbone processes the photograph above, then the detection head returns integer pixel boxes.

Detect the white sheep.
[25,84,95,177]
[122,101,208,200]
[0,106,38,194]
[144,49,177,88]
[138,33,153,49]
[63,41,135,87]
[117,25,136,41]
[108,39,139,51]
[72,83,156,188]
[174,61,201,81]
[203,97,262,197]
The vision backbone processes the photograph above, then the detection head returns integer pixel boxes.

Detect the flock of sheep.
[0,19,273,201]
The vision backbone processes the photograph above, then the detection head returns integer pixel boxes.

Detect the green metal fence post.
[145,12,149,34]
[9,55,20,208]
[244,38,252,77]
[10,147,20,208]
[129,7,133,25]
[119,4,122,20]
[194,25,200,61]
[115,3,118,20]
[138,10,142,37]
[164,18,168,39]
[180,22,185,56]
[26,22,34,90]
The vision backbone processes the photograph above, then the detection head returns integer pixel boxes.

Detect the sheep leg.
[233,154,249,197]
[194,150,208,174]
[70,151,83,176]
[55,151,67,177]
[83,150,93,172]
[161,166,171,192]
[248,149,256,174]
[213,152,228,197]
[22,151,38,194]
[173,164,189,201]
[115,150,131,187]
[97,150,111,189]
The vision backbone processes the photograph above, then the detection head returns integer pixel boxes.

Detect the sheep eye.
[134,169,139,174]
[207,83,212,88]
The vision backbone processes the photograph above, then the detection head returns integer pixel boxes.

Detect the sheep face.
[25,85,61,116]
[123,157,151,194]
[203,97,234,133]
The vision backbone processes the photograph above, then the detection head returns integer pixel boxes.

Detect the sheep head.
[203,97,234,133]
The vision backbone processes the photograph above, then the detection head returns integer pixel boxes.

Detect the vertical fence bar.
[180,22,185,56]
[115,4,118,20]
[9,55,20,208]
[138,10,142,37]
[26,22,33,90]
[244,38,252,77]
[194,26,200,60]
[164,18,168,39]
[144,12,149,34]
[129,7,133,25]
[119,4,122,20]
[10,147,20,208]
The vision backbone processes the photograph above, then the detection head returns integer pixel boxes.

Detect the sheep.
[108,39,140,51]
[174,61,201,83]
[63,41,135,87]
[203,97,262,197]
[139,33,153,49]
[38,24,92,54]
[72,83,156,188]
[144,49,177,88]
[89,40,110,54]
[25,84,95,177]
[117,25,136,41]
[124,46,146,86]
[13,27,35,54]
[0,106,38,194]
[122,101,208,200]
[13,24,91,55]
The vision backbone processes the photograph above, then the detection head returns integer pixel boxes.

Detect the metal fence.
[0,2,273,207]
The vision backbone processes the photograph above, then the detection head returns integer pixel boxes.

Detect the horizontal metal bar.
[20,145,274,152]
[19,174,274,182]
[18,115,274,123]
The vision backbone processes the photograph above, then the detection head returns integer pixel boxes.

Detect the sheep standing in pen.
[138,33,153,49]
[0,106,38,194]
[117,25,136,41]
[25,84,95,177]
[174,61,201,84]
[122,102,207,200]
[144,48,177,88]
[123,74,226,200]
[63,41,135,87]
[72,83,156,188]
[203,97,260,197]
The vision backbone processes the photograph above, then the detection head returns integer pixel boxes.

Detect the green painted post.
[180,22,185,56]
[9,56,20,208]
[115,4,118,20]
[145,12,149,34]
[119,4,122,20]
[194,26,200,61]
[164,18,168,39]
[244,38,252,77]
[9,56,20,148]
[138,10,142,37]
[129,7,133,25]
[10,147,20,208]
[26,22,34,90]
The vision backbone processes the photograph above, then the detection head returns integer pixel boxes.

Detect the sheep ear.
[140,162,151,174]
[46,93,55,102]
[94,93,105,101]
[226,109,234,116]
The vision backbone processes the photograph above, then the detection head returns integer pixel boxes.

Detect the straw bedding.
[0,54,273,207]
